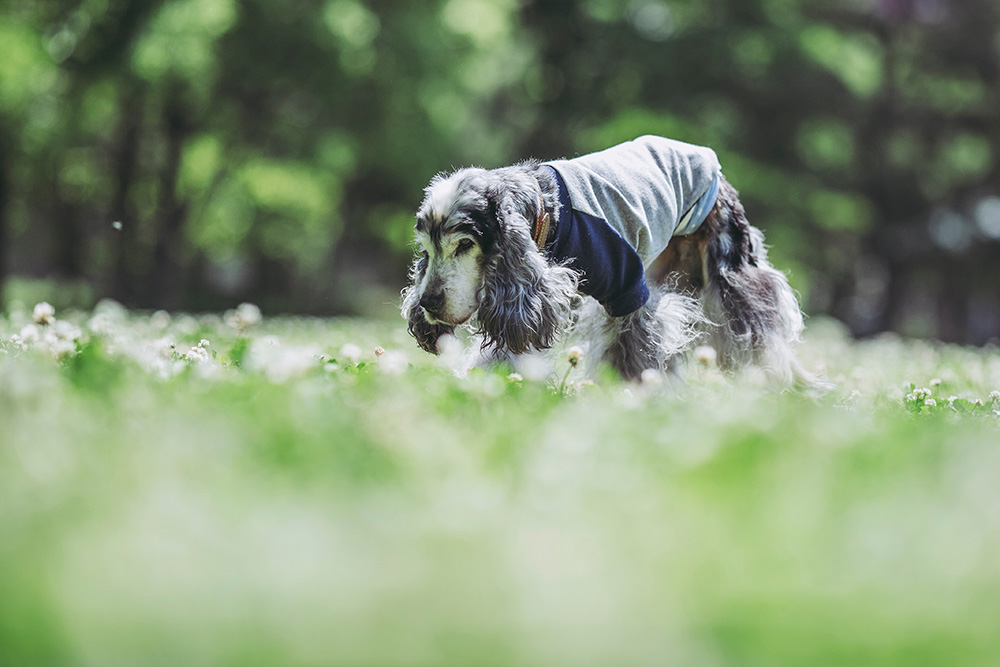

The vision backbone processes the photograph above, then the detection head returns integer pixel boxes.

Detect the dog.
[402,135,814,385]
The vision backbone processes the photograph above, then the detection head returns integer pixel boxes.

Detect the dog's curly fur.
[402,158,816,386]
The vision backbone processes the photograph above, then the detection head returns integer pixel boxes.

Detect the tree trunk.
[110,91,144,306]
[152,93,189,310]
[0,134,8,306]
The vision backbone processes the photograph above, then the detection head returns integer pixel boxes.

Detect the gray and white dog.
[402,135,812,384]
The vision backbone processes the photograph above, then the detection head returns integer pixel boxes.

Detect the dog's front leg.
[600,288,706,381]
[602,303,665,381]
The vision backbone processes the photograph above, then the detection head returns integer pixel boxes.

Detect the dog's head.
[401,166,577,355]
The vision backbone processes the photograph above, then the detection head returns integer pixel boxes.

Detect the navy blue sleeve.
[546,168,650,317]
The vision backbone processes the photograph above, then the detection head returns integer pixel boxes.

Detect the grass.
[2,301,1000,666]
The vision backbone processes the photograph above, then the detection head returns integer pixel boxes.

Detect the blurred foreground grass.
[2,302,1000,667]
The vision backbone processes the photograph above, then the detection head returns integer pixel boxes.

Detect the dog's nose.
[419,292,445,315]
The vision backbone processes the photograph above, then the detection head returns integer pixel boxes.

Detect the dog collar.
[531,178,552,249]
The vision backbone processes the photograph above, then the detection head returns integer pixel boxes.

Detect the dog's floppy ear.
[476,185,577,355]
[401,258,454,354]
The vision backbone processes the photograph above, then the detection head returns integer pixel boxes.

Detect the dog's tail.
[700,178,828,391]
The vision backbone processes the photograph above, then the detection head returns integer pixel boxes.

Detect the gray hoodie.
[542,135,722,316]
[545,135,721,265]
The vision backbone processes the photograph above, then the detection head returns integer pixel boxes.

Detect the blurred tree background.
[1,0,998,342]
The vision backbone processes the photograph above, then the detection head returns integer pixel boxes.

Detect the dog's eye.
[454,239,475,256]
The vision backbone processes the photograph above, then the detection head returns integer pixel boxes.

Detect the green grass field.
[3,301,1000,666]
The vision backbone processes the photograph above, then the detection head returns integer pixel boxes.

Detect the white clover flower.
[507,372,524,384]
[619,387,640,409]
[640,368,663,386]
[88,299,128,333]
[140,344,184,380]
[150,310,171,330]
[515,352,550,382]
[435,333,467,373]
[989,391,1000,403]
[182,340,212,364]
[150,337,177,360]
[38,320,82,360]
[375,345,409,375]
[42,334,77,359]
[8,334,27,352]
[183,347,210,363]
[376,350,408,375]
[694,345,717,366]
[924,398,937,408]
[33,302,55,326]
[19,324,40,344]
[53,320,81,341]
[929,378,942,387]
[87,312,116,336]
[227,302,262,333]
[247,338,322,383]
[173,314,199,336]
[566,346,584,367]
[339,343,363,364]
[835,390,863,410]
